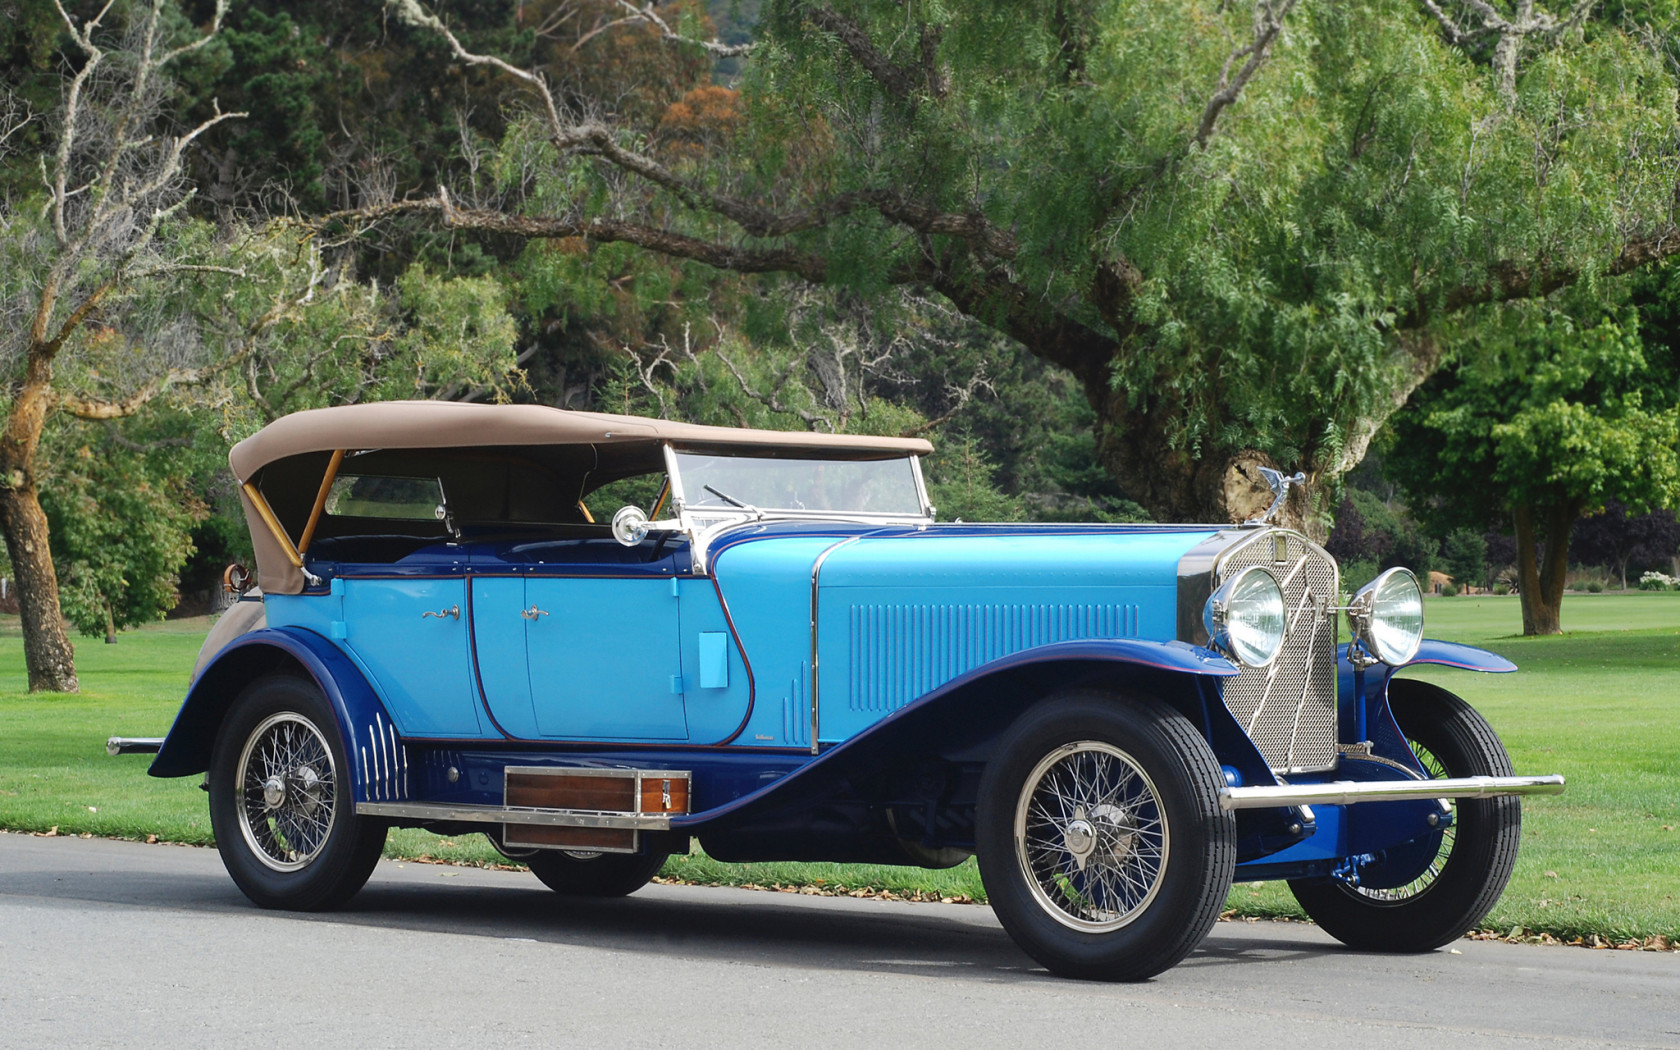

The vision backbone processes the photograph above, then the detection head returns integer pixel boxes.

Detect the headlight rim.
[1203,564,1288,669]
[1348,566,1425,666]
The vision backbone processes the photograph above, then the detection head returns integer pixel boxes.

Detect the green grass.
[3,594,1677,938]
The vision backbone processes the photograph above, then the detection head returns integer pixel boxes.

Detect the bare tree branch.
[1194,0,1299,148]
[607,0,755,57]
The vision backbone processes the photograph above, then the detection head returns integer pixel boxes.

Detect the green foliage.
[924,433,1021,523]
[1443,528,1490,590]
[1391,306,1680,531]
[39,432,206,639]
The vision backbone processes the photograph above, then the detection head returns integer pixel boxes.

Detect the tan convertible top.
[230,402,931,595]
[229,401,930,481]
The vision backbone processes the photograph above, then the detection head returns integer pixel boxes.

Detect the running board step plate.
[358,766,690,854]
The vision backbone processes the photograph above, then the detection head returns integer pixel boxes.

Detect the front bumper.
[1218,774,1566,811]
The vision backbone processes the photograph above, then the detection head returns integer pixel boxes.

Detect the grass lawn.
[2,594,1676,939]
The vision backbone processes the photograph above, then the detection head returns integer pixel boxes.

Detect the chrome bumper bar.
[106,737,164,756]
[356,800,673,831]
[1218,774,1566,811]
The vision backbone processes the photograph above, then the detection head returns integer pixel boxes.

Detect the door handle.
[521,605,549,620]
[421,605,460,620]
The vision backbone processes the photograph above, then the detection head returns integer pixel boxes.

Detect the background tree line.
[2,0,1677,690]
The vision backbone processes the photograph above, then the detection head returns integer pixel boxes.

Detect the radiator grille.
[1215,534,1340,774]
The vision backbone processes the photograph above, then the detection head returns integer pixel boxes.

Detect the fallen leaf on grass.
[145,834,158,844]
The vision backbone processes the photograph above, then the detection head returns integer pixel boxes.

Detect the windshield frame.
[661,443,933,570]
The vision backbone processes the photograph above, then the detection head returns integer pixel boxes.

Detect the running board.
[1219,774,1566,811]
[355,800,675,831]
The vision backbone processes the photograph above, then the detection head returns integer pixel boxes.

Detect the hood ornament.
[1247,466,1306,526]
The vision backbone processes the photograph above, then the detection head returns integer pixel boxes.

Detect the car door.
[523,576,689,740]
[340,575,482,737]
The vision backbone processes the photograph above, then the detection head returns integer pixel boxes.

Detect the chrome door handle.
[521,605,549,620]
[421,605,460,620]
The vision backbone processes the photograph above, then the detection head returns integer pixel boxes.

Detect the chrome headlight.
[1348,567,1424,665]
[1204,566,1287,668]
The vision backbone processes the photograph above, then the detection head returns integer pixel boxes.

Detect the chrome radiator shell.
[1179,528,1341,774]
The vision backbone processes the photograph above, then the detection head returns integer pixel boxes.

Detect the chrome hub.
[262,775,287,809]
[1062,815,1097,870]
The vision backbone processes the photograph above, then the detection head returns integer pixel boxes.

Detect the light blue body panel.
[708,535,846,749]
[811,530,1215,743]
[469,576,532,737]
[671,577,754,743]
[524,576,689,740]
[339,577,482,737]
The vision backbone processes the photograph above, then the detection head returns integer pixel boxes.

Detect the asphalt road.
[2,833,1676,1049]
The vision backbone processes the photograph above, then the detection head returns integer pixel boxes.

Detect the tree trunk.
[104,597,116,644]
[1093,397,1329,540]
[0,482,78,690]
[1513,503,1578,636]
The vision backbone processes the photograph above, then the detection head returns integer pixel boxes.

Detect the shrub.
[1639,571,1679,591]
[1493,583,1511,595]
[1587,580,1604,593]
[1442,583,1459,597]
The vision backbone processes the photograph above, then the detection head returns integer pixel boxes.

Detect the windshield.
[672,451,924,517]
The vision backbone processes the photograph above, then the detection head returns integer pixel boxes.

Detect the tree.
[1389,306,1680,634]
[1442,528,1489,592]
[333,0,1679,538]
[1571,502,1680,590]
[41,426,206,642]
[0,0,242,690]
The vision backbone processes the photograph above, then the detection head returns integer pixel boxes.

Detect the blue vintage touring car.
[113,401,1563,979]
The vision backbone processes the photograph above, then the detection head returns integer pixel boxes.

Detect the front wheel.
[525,848,669,897]
[976,692,1236,981]
[1288,679,1521,951]
[208,675,387,910]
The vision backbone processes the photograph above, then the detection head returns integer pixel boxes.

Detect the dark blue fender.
[1338,638,1516,770]
[149,627,408,803]
[676,638,1239,834]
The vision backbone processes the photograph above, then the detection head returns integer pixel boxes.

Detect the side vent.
[847,602,1141,713]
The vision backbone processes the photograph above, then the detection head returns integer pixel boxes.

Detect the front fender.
[1336,638,1516,774]
[678,638,1240,833]
[149,627,407,803]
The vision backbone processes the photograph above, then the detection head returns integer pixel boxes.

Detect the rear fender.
[680,638,1250,835]
[149,627,408,803]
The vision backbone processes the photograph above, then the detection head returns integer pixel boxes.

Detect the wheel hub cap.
[262,775,287,809]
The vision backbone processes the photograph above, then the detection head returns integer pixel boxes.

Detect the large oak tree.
[352,0,1680,537]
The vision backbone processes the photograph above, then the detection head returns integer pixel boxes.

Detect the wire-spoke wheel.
[1015,742,1169,931]
[1288,679,1521,951]
[236,713,338,871]
[209,676,387,911]
[978,692,1235,981]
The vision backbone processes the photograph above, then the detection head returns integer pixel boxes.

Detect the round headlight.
[1350,567,1424,665]
[1204,566,1287,668]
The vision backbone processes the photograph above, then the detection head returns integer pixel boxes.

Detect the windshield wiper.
[703,484,761,518]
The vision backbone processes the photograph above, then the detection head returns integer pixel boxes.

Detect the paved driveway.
[2,833,1675,1049]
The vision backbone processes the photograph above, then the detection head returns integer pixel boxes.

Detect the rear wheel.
[525,848,669,897]
[208,675,387,910]
[1288,679,1520,951]
[976,692,1236,981]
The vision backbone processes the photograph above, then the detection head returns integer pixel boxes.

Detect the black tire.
[976,692,1237,981]
[525,848,669,897]
[1288,679,1521,952]
[208,675,387,910]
